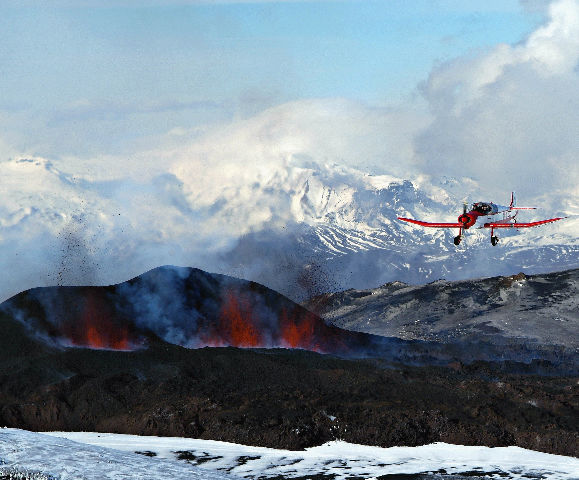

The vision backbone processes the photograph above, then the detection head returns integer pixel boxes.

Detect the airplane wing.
[483,217,566,229]
[398,217,463,228]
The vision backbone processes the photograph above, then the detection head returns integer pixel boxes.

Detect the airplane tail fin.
[510,191,537,210]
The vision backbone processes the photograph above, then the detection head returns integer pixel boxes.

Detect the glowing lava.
[201,289,353,353]
[280,308,317,350]
[216,292,263,347]
[36,275,369,355]
[61,289,135,351]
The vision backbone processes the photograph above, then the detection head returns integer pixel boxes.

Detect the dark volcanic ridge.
[304,269,578,346]
[1,265,576,370]
[1,266,373,356]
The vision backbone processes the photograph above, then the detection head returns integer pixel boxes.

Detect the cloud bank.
[166,0,579,207]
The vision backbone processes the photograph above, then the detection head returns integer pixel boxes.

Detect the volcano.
[3,266,577,369]
[0,266,376,355]
[0,266,577,456]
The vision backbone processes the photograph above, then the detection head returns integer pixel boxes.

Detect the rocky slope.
[305,269,579,349]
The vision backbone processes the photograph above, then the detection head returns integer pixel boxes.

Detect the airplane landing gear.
[489,226,499,246]
[454,227,463,246]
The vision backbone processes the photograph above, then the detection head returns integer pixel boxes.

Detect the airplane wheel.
[454,235,462,246]
[491,235,499,246]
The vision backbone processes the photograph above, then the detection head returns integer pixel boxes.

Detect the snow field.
[43,430,579,480]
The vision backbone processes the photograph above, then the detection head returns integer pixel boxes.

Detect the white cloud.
[170,98,427,189]
[422,0,579,113]
[415,0,579,202]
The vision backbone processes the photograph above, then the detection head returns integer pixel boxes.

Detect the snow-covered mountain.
[0,154,577,303]
[2,0,579,302]
[216,166,578,300]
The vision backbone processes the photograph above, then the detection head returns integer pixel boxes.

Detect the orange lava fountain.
[62,289,134,350]
[215,292,263,347]
[200,289,350,353]
[280,308,318,350]
[50,284,363,355]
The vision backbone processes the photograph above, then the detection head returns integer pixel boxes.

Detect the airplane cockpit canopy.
[472,202,493,215]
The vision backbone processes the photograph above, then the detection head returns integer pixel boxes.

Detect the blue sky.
[2,1,542,104]
[0,1,546,157]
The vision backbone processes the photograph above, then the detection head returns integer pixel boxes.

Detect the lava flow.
[60,288,137,351]
[199,288,356,353]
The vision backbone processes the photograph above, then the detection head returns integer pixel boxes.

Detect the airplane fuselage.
[458,202,511,229]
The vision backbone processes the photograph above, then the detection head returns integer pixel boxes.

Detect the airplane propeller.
[458,202,472,228]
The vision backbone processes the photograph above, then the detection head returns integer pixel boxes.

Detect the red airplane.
[398,192,566,246]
